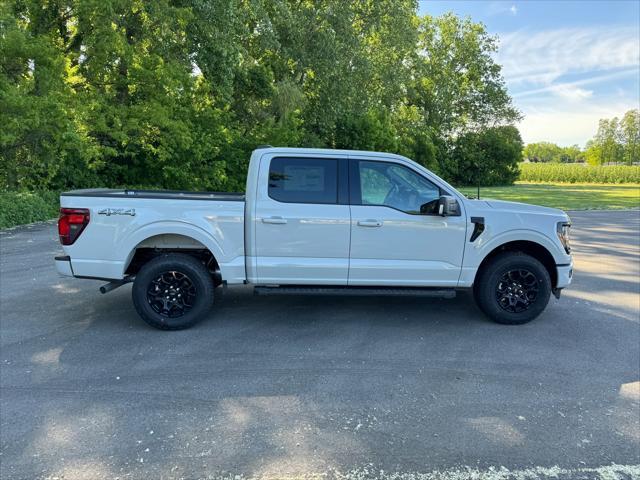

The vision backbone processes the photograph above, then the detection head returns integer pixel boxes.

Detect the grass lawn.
[458,183,640,211]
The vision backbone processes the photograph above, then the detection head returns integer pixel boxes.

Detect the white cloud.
[517,101,636,146]
[497,26,640,87]
[551,85,593,101]
[495,25,640,145]
[513,68,637,98]
[485,1,519,17]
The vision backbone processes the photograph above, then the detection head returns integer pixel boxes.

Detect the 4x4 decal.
[97,208,136,216]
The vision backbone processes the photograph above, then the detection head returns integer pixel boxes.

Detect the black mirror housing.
[437,195,461,217]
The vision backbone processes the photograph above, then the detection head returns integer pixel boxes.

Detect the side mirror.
[436,195,461,217]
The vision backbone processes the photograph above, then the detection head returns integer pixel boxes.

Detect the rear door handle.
[357,219,382,227]
[262,216,287,225]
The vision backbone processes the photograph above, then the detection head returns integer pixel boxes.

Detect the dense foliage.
[523,142,583,163]
[449,126,522,186]
[1,0,521,194]
[519,163,640,184]
[0,190,59,228]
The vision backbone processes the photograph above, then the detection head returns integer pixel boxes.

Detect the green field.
[459,183,640,210]
[518,163,640,184]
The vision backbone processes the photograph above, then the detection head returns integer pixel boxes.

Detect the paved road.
[1,210,639,480]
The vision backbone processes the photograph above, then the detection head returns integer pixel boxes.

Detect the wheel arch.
[121,224,225,285]
[474,240,557,288]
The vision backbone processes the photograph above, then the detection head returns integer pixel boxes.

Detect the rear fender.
[121,221,225,277]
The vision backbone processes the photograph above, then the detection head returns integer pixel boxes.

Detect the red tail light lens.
[58,208,90,245]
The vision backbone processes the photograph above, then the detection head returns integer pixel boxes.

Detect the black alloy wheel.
[473,252,552,325]
[132,253,215,330]
[147,271,197,318]
[495,268,539,313]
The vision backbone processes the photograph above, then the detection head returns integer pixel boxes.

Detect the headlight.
[557,221,571,254]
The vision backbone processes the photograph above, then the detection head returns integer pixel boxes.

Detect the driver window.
[358,161,441,214]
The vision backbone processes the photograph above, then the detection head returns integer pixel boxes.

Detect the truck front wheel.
[473,252,552,325]
[132,253,215,330]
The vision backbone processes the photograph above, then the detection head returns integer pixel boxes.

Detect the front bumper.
[55,256,74,277]
[556,261,574,289]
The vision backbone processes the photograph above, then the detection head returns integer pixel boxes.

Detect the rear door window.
[268,157,338,204]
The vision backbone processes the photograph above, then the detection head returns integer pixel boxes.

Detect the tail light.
[58,208,90,245]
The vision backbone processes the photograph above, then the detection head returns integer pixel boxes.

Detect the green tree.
[0,0,94,190]
[409,14,520,135]
[620,109,640,165]
[584,110,639,166]
[523,142,582,163]
[0,0,522,192]
[74,0,234,189]
[599,118,623,164]
[523,142,561,163]
[406,14,521,177]
[584,140,601,166]
[560,145,583,163]
[449,126,523,186]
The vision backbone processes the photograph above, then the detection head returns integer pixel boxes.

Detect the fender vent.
[470,217,485,242]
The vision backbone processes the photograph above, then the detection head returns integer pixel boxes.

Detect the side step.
[254,286,456,299]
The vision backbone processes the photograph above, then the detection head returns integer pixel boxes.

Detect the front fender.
[458,228,569,287]
[472,229,566,266]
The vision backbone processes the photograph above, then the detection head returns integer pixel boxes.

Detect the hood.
[483,199,567,218]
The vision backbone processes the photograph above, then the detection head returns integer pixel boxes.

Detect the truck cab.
[56,147,573,330]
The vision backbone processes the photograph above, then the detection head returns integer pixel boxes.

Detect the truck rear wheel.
[473,252,551,325]
[132,253,214,330]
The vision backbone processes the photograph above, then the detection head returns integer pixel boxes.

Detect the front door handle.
[262,216,287,225]
[357,219,382,227]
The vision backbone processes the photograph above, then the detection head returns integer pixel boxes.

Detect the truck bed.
[61,188,245,202]
[58,188,246,282]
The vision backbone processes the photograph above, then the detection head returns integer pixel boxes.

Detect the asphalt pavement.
[1,210,639,479]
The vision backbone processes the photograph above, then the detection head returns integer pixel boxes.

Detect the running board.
[254,286,456,298]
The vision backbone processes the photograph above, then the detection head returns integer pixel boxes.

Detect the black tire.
[132,253,215,330]
[473,252,551,325]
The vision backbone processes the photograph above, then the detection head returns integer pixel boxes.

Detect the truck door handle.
[357,220,382,227]
[262,216,287,225]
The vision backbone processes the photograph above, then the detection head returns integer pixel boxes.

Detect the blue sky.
[418,1,640,146]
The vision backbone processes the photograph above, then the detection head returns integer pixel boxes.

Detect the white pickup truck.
[55,147,573,330]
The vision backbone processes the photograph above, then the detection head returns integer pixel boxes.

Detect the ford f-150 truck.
[55,147,573,330]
